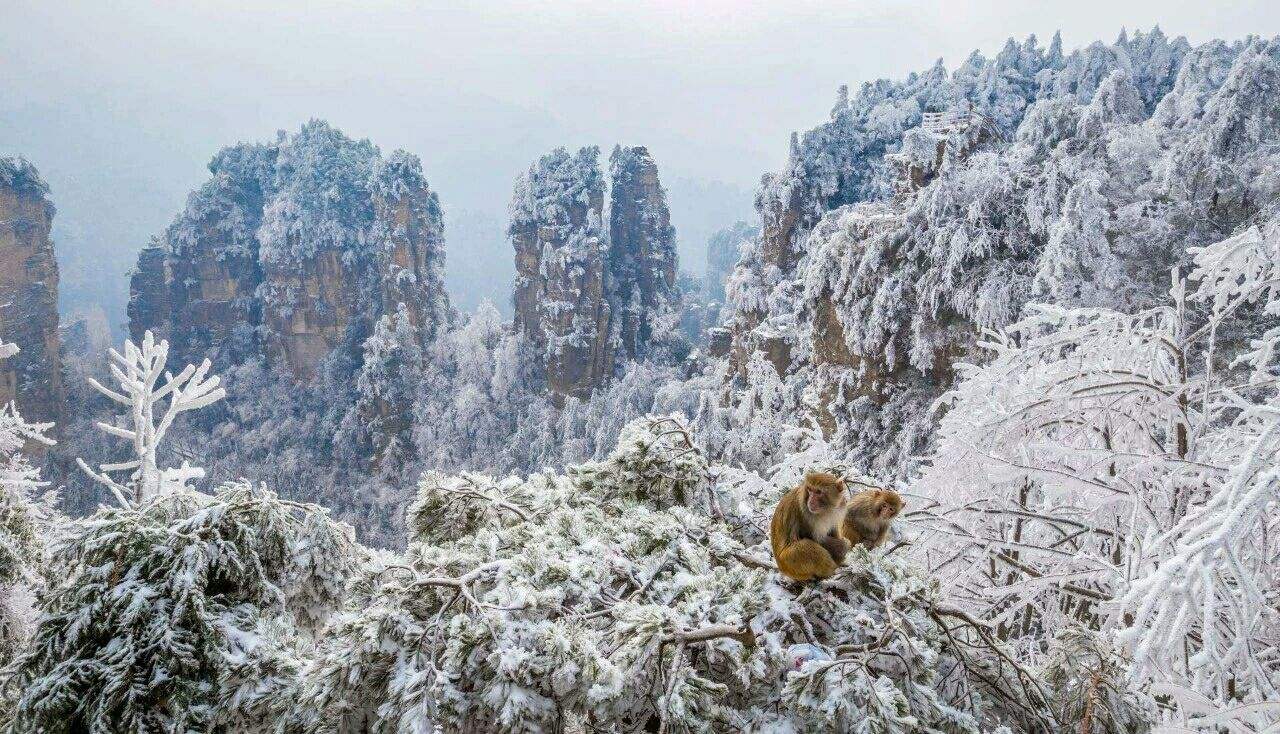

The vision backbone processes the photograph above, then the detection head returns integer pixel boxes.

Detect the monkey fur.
[840,488,904,550]
[769,471,851,581]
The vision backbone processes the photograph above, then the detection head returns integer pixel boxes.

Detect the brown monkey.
[840,488,904,550]
[770,471,852,581]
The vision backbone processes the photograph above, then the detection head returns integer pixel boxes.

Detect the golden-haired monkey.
[840,488,904,550]
[769,471,851,581]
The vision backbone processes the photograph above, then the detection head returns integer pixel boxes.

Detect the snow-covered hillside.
[721,30,1280,480]
[3,28,1278,732]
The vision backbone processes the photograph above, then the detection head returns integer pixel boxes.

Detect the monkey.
[769,471,852,581]
[839,488,904,551]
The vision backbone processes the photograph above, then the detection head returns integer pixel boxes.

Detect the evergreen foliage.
[3,482,359,733]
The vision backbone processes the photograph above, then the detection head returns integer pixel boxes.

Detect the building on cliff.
[0,157,65,426]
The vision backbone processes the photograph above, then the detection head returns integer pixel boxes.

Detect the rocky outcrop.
[510,145,679,403]
[723,99,1008,465]
[0,158,64,425]
[510,146,610,401]
[716,29,1269,478]
[605,146,677,361]
[128,140,268,372]
[129,122,450,380]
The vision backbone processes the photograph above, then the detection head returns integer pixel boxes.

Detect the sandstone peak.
[0,157,65,427]
[128,121,451,381]
[510,145,678,403]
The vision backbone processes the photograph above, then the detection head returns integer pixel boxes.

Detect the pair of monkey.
[769,471,904,581]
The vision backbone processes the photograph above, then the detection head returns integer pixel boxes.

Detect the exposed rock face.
[129,141,269,372]
[129,122,450,380]
[510,146,610,402]
[723,97,1025,465]
[510,146,678,403]
[605,146,677,361]
[0,158,64,425]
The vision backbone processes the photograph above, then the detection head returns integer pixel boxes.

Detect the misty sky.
[2,0,1277,327]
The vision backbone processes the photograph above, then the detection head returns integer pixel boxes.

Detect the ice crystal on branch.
[0,336,58,714]
[912,216,1280,729]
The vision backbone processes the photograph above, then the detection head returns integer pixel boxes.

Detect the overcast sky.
[2,1,1277,323]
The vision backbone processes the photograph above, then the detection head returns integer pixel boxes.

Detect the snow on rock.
[714,31,1280,479]
[128,120,451,381]
[510,146,611,402]
[511,145,681,403]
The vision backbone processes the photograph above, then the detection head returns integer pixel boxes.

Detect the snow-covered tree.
[911,216,1280,729]
[76,331,226,506]
[1116,221,1280,728]
[293,416,1068,732]
[691,351,822,471]
[3,481,361,733]
[0,338,59,716]
[337,303,425,468]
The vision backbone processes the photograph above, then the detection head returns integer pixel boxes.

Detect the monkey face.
[877,491,904,519]
[805,481,845,514]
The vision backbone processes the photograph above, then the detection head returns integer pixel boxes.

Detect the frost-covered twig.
[408,559,527,613]
[911,218,1280,726]
[447,476,531,522]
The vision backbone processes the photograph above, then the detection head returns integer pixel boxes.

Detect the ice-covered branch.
[78,331,226,506]
[912,216,1280,727]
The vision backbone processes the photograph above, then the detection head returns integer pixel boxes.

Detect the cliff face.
[510,146,609,401]
[129,123,450,380]
[510,145,678,403]
[0,158,64,425]
[605,146,677,362]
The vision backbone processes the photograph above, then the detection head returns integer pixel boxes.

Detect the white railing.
[921,109,973,132]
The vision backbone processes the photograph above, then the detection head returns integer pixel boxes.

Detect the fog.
[2,0,1276,331]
